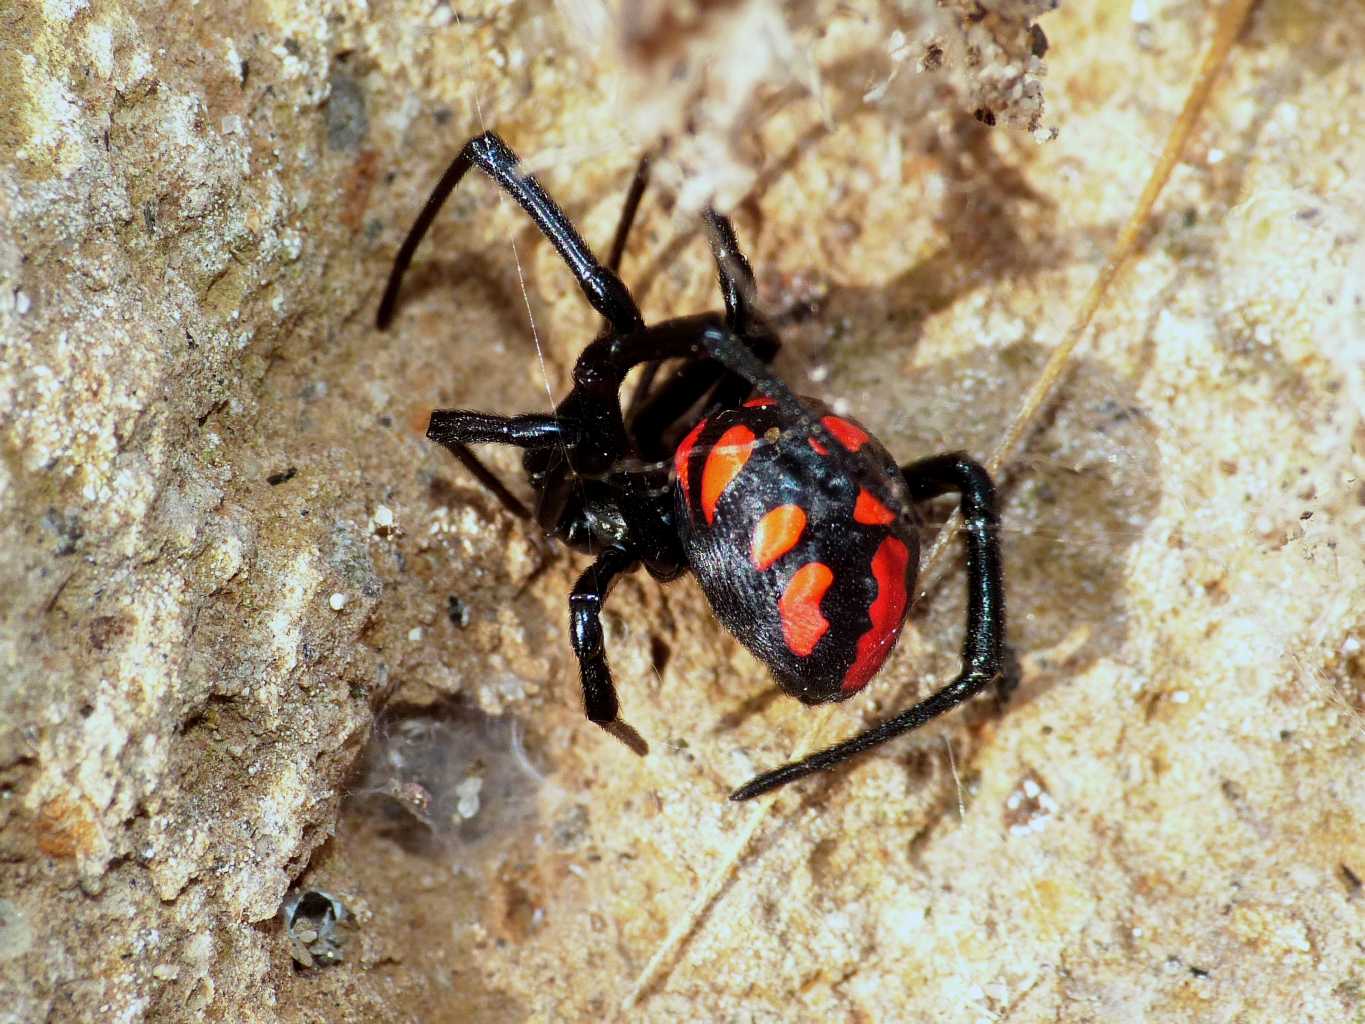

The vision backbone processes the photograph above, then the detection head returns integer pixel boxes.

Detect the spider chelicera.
[377,131,1009,801]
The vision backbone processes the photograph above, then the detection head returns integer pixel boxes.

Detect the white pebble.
[456,776,484,799]
[456,792,481,819]
[329,592,349,611]
[455,776,483,819]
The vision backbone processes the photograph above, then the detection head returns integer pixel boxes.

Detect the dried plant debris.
[560,0,1056,209]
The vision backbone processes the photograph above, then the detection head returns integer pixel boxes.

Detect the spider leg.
[377,131,643,335]
[427,409,582,449]
[569,545,638,726]
[426,410,582,521]
[704,210,787,414]
[626,205,761,421]
[692,326,883,488]
[612,153,666,424]
[904,454,1015,705]
[607,152,652,275]
[704,209,761,334]
[439,441,533,521]
[628,328,780,461]
[729,453,1006,801]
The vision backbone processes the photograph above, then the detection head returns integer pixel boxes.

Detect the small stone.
[455,775,484,819]
[329,592,348,611]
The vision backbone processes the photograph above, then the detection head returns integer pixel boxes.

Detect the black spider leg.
[607,153,652,275]
[607,153,670,425]
[426,409,583,520]
[628,208,763,430]
[628,346,764,462]
[380,132,645,517]
[376,130,643,334]
[570,545,636,724]
[445,443,532,520]
[703,209,760,332]
[730,453,1007,800]
[426,407,651,747]
[699,209,774,412]
[570,546,654,756]
[626,213,775,460]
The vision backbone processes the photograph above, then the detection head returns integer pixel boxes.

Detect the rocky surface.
[1,1,1361,1021]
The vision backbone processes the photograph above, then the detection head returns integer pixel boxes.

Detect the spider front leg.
[376,131,643,335]
[427,409,581,449]
[570,545,650,754]
[426,409,585,521]
[730,453,1007,801]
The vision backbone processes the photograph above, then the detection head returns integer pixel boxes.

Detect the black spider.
[377,131,1009,801]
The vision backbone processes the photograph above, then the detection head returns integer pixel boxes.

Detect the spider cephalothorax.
[377,131,1008,800]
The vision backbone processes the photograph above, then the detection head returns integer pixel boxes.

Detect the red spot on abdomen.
[823,416,869,452]
[842,537,911,693]
[700,425,756,524]
[744,396,776,408]
[673,418,709,509]
[853,488,895,525]
[750,504,807,570]
[809,416,868,456]
[779,562,833,657]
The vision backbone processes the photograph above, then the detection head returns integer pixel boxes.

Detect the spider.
[377,131,1009,801]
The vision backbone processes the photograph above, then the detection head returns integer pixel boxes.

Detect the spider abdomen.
[673,398,921,704]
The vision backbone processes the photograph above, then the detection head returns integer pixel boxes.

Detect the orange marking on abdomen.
[744,396,777,408]
[673,418,709,508]
[779,562,834,657]
[750,504,807,570]
[853,488,895,525]
[822,416,869,452]
[700,425,756,524]
[842,537,911,693]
